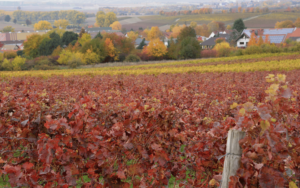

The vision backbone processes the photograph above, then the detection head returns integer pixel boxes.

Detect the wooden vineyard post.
[221,129,245,188]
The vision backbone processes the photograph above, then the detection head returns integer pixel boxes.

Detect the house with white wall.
[236,28,298,48]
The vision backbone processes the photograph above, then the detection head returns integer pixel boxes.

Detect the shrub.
[200,50,217,58]
[124,54,141,62]
[58,50,84,65]
[68,55,83,68]
[0,53,3,62]
[213,42,231,57]
[1,59,13,71]
[17,50,24,56]
[4,51,17,59]
[179,37,201,59]
[83,49,99,65]
[243,45,261,55]
[11,56,26,71]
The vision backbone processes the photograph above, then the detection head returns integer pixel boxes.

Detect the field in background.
[244,12,300,28]
[1,52,299,78]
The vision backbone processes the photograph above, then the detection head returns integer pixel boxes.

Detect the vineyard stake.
[221,129,245,188]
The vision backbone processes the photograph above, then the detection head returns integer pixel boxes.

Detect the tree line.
[12,10,86,25]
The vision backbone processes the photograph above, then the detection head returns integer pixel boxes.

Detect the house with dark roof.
[135,38,149,48]
[236,28,297,48]
[201,33,231,49]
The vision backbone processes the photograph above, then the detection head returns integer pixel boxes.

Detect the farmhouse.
[0,40,24,52]
[236,28,299,48]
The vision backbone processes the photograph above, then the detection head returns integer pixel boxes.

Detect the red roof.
[0,42,3,48]
[286,28,300,39]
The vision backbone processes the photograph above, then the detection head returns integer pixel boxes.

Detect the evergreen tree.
[4,15,11,22]
[94,32,103,39]
[137,38,146,49]
[13,19,17,24]
[62,31,78,46]
[232,19,246,32]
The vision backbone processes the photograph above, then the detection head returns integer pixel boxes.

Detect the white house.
[236,34,250,48]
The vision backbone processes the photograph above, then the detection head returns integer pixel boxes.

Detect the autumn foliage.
[1,70,300,187]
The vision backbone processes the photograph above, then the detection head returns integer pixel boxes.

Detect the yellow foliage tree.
[275,20,295,28]
[171,25,186,38]
[248,32,258,46]
[83,49,100,65]
[23,34,45,58]
[213,42,231,57]
[52,45,62,56]
[226,25,232,30]
[257,35,264,46]
[0,52,3,62]
[96,11,106,27]
[127,31,138,41]
[54,19,69,29]
[57,50,84,65]
[78,33,91,46]
[147,26,163,41]
[104,12,117,27]
[105,38,119,61]
[109,21,122,30]
[190,21,197,28]
[146,38,167,58]
[34,20,53,31]
[264,35,270,44]
[295,18,300,27]
[2,56,26,71]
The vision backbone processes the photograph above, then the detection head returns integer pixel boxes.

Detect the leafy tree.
[124,54,141,62]
[57,50,84,65]
[232,18,246,32]
[104,12,117,27]
[24,34,45,58]
[257,36,264,46]
[213,42,231,57]
[94,32,103,39]
[177,26,196,41]
[110,21,122,30]
[81,38,106,62]
[74,12,86,25]
[105,38,119,61]
[96,11,105,27]
[295,18,300,28]
[275,20,295,28]
[127,31,138,41]
[11,56,26,70]
[179,37,201,59]
[34,20,53,30]
[13,19,17,24]
[54,19,69,29]
[26,19,32,26]
[147,26,163,41]
[83,49,99,65]
[2,26,15,32]
[190,21,197,28]
[137,38,146,49]
[4,15,11,22]
[38,32,61,56]
[1,59,13,71]
[79,28,85,38]
[248,32,258,46]
[62,31,78,46]
[226,25,232,30]
[264,35,270,44]
[145,38,167,58]
[78,33,91,46]
[3,51,17,59]
[52,45,62,56]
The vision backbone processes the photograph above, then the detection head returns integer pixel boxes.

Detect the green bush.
[4,51,17,59]
[68,56,83,68]
[243,45,261,55]
[124,54,141,62]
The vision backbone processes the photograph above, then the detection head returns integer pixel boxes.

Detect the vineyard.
[1,53,300,187]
